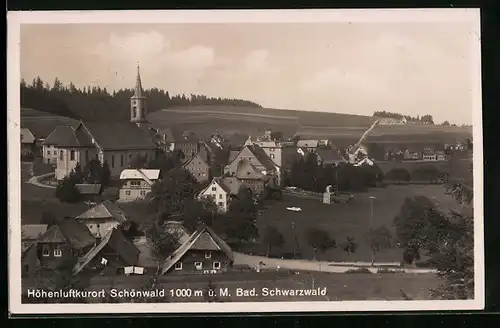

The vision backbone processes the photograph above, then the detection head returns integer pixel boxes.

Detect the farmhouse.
[75,183,103,202]
[224,144,280,187]
[21,224,48,252]
[75,200,128,238]
[72,227,141,276]
[160,224,234,275]
[157,127,201,160]
[20,128,37,158]
[199,177,247,213]
[315,148,347,167]
[42,126,73,165]
[119,169,160,202]
[27,217,95,269]
[234,158,273,196]
[183,151,211,184]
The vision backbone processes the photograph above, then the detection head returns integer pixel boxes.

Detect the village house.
[315,148,348,167]
[21,224,48,252]
[296,139,329,151]
[183,151,211,184]
[157,127,201,160]
[248,138,297,172]
[118,169,160,202]
[234,159,273,196]
[198,177,247,213]
[423,150,447,162]
[23,217,96,271]
[42,126,72,165]
[72,227,141,276]
[50,66,157,181]
[75,200,129,238]
[224,144,280,188]
[20,128,37,159]
[161,224,234,275]
[75,183,103,202]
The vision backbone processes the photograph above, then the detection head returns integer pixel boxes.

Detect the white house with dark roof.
[198,177,247,213]
[20,128,37,158]
[118,169,160,202]
[75,200,128,238]
[42,125,73,165]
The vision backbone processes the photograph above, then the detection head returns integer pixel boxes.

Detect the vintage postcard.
[8,9,483,315]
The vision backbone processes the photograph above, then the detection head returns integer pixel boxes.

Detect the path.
[355,119,379,146]
[27,172,56,189]
[233,252,437,274]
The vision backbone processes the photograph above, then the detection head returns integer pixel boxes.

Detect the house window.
[140,190,146,196]
[219,194,222,199]
[47,150,51,155]
[42,245,50,257]
[213,261,221,270]
[54,247,62,257]
[59,150,64,160]
[205,251,212,259]
[120,155,124,167]
[70,150,75,161]
[174,262,182,271]
[111,155,115,168]
[218,202,223,206]
[125,190,131,196]
[194,262,203,270]
[85,150,89,162]
[270,154,275,159]
[133,106,137,118]
[270,148,275,152]
[131,180,141,186]
[211,187,216,191]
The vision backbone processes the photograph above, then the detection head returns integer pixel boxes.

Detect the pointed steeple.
[134,62,144,98]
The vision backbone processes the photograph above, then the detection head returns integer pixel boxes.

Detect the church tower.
[130,63,149,129]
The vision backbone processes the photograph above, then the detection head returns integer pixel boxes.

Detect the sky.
[20,21,478,125]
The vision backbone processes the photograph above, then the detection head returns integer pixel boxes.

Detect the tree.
[40,211,57,226]
[147,222,181,260]
[442,121,450,126]
[305,228,336,260]
[149,168,200,221]
[340,236,358,257]
[411,164,441,182]
[385,168,411,181]
[130,154,148,169]
[221,187,259,242]
[55,176,82,203]
[182,197,217,233]
[262,226,285,257]
[83,159,103,184]
[365,225,393,266]
[69,162,84,183]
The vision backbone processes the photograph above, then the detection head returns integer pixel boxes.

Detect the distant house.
[423,150,446,162]
[234,159,273,196]
[21,224,48,252]
[198,177,247,213]
[161,224,234,275]
[118,169,160,202]
[42,126,72,165]
[30,217,96,269]
[252,139,297,172]
[75,200,128,238]
[296,140,319,151]
[75,183,103,201]
[315,148,347,167]
[72,228,141,276]
[20,128,37,158]
[158,127,201,160]
[183,152,211,184]
[224,144,280,187]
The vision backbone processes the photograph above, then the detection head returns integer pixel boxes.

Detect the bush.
[385,168,411,181]
[411,164,441,181]
[345,267,372,274]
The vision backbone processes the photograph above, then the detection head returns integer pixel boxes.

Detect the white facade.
[199,179,229,213]
[118,169,159,202]
[42,144,59,164]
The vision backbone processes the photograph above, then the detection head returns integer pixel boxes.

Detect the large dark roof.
[43,125,84,147]
[315,148,347,164]
[247,145,277,171]
[37,217,95,249]
[80,122,155,150]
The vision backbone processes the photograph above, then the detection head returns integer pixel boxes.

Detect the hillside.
[148,105,376,142]
[20,108,80,139]
[365,124,473,144]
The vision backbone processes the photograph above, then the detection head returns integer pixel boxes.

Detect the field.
[254,185,465,263]
[20,108,79,139]
[366,124,472,144]
[22,270,441,302]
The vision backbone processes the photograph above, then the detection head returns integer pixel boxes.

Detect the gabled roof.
[315,148,347,164]
[42,125,90,147]
[75,184,102,195]
[235,160,269,181]
[119,169,160,184]
[79,122,156,150]
[37,218,95,249]
[219,177,245,195]
[20,128,36,144]
[183,152,209,170]
[228,150,240,163]
[21,224,48,240]
[246,145,277,171]
[161,225,233,274]
[76,200,128,224]
[72,228,140,275]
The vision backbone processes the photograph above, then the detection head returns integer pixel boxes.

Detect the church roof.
[133,63,145,98]
[79,122,155,150]
[43,125,88,147]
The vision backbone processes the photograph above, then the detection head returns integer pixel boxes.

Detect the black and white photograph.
[8,9,483,314]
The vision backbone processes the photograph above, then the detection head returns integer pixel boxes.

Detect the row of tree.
[384,165,442,182]
[285,154,383,193]
[21,77,262,122]
[373,110,434,124]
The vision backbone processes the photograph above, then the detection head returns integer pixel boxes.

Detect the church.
[45,64,158,180]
